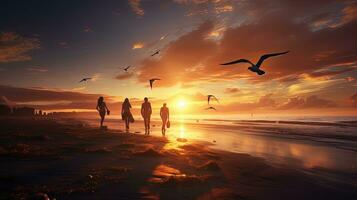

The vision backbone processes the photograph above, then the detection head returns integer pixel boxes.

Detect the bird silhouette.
[79,78,92,83]
[221,51,289,75]
[123,65,131,72]
[205,106,216,110]
[151,50,160,57]
[207,95,219,105]
[149,78,161,89]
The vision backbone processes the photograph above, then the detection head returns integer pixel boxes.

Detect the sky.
[0,0,357,117]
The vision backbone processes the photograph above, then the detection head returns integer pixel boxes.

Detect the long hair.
[123,98,131,108]
[97,96,104,107]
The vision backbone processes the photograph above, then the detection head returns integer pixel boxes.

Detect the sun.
[177,99,187,110]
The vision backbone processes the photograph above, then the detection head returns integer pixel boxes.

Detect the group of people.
[96,97,170,135]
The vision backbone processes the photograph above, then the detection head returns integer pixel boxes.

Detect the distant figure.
[205,106,216,110]
[221,51,289,75]
[121,98,133,131]
[96,96,110,128]
[123,65,131,72]
[141,97,152,135]
[207,95,219,105]
[79,77,92,83]
[160,103,170,135]
[151,50,160,57]
[149,78,161,90]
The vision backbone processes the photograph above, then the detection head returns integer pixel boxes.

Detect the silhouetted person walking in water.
[160,103,170,135]
[141,97,152,135]
[121,98,132,132]
[96,96,110,128]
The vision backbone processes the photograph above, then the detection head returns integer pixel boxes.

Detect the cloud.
[91,73,101,82]
[217,93,276,112]
[115,73,134,80]
[0,85,113,110]
[83,26,92,32]
[214,4,234,14]
[173,0,209,4]
[136,21,218,87]
[278,95,337,110]
[58,41,69,48]
[0,32,40,63]
[307,66,356,78]
[129,0,145,16]
[26,67,48,73]
[224,87,240,94]
[132,42,144,49]
[129,0,357,89]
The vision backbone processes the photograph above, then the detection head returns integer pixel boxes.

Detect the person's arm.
[121,104,124,114]
[105,103,110,112]
[141,104,144,117]
[96,104,99,111]
[149,103,152,115]
[168,108,170,120]
[160,108,162,118]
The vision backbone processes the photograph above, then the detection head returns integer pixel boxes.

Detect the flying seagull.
[205,106,216,110]
[149,78,161,89]
[79,78,92,83]
[123,65,131,72]
[151,50,160,57]
[207,95,219,105]
[221,51,289,75]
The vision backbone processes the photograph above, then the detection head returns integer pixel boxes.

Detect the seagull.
[207,95,219,105]
[79,78,92,83]
[123,65,131,72]
[149,78,161,89]
[151,50,160,57]
[205,106,216,110]
[221,51,289,75]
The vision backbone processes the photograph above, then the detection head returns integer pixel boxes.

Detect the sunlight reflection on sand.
[85,118,357,172]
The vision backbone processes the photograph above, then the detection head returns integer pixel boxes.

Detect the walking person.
[121,98,133,132]
[141,97,152,135]
[160,103,170,136]
[96,96,110,128]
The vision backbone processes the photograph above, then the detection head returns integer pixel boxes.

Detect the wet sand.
[1,117,356,199]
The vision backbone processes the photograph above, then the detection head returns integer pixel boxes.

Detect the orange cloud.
[115,73,134,80]
[26,67,48,73]
[0,32,40,62]
[224,88,240,94]
[132,42,144,49]
[129,0,145,16]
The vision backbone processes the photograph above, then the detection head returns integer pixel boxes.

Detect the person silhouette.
[160,103,169,136]
[121,98,132,132]
[96,96,110,128]
[141,97,152,135]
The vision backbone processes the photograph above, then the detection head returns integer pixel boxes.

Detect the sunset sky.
[0,0,357,117]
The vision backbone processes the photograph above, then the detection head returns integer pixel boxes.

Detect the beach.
[1,116,357,200]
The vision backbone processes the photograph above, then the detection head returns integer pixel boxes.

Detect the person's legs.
[161,118,167,135]
[143,117,148,134]
[100,115,105,127]
[147,115,151,134]
[125,118,129,131]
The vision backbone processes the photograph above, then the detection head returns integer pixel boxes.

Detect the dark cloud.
[0,85,113,110]
[129,0,145,16]
[0,32,40,63]
[278,95,337,110]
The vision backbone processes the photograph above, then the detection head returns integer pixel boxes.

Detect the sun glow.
[177,99,187,110]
